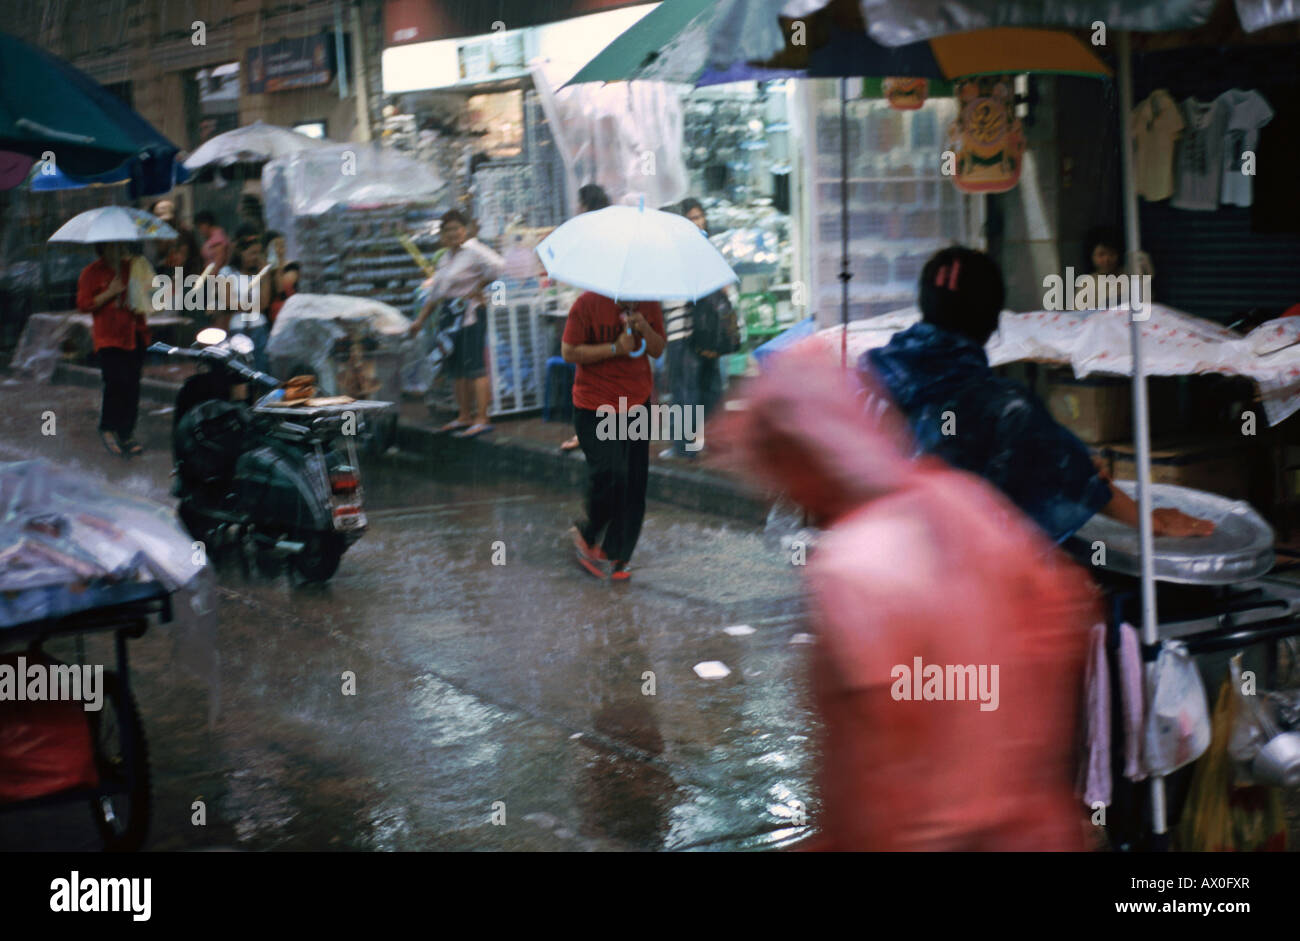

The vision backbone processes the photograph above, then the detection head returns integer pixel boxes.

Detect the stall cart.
[0,588,172,851]
[0,458,205,851]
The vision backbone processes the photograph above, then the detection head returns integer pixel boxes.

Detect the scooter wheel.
[293,534,345,583]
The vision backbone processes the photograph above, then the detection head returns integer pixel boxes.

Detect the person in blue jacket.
[863,246,1212,544]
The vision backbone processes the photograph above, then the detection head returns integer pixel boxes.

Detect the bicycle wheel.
[86,670,151,852]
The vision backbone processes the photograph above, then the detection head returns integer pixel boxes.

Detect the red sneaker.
[610,562,631,582]
[569,526,609,579]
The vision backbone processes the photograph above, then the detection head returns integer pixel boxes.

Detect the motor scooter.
[149,328,368,582]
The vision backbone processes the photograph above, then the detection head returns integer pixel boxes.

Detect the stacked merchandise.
[294,203,443,311]
[380,106,478,212]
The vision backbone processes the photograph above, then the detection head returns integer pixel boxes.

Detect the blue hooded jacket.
[865,322,1112,544]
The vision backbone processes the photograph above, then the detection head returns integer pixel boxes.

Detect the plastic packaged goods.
[0,459,202,627]
[265,293,410,399]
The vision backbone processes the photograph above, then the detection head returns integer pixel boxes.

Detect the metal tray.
[1070,481,1274,585]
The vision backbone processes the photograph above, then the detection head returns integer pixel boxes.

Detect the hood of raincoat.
[710,343,916,525]
[865,321,990,413]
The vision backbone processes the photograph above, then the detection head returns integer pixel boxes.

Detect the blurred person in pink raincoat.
[713,347,1099,851]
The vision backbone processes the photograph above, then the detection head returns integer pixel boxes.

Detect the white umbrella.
[183,120,325,171]
[47,206,177,243]
[535,204,737,303]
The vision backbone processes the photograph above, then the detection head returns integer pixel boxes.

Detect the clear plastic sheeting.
[9,312,94,383]
[265,292,410,397]
[262,143,445,261]
[1236,0,1300,31]
[530,61,689,211]
[0,459,204,628]
[856,0,1218,47]
[815,305,1300,426]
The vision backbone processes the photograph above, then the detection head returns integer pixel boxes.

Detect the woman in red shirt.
[76,241,150,456]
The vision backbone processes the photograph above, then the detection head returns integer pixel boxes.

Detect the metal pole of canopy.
[840,77,850,367]
[1118,29,1166,840]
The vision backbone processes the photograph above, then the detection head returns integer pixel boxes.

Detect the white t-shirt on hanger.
[1217,89,1274,207]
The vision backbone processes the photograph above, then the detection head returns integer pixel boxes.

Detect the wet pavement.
[0,378,815,851]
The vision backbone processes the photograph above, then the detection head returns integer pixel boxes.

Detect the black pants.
[574,402,650,564]
[98,346,143,438]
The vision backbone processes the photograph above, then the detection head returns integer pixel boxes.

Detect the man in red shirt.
[76,241,150,456]
[561,292,666,580]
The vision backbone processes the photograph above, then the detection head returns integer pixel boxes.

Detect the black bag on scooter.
[175,399,249,484]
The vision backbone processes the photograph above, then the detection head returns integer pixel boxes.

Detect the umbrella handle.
[625,325,646,358]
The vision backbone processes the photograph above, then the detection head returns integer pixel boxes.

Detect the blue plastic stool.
[543,356,576,422]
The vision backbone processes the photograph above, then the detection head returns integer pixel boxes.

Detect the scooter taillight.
[330,468,359,494]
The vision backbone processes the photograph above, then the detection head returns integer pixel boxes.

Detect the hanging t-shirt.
[1218,89,1274,207]
[1170,97,1229,211]
[1130,89,1184,202]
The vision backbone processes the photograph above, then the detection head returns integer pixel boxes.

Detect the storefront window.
[805,81,969,326]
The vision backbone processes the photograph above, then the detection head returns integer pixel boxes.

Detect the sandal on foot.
[100,431,124,456]
[559,435,580,451]
[453,422,493,439]
[122,438,144,456]
[437,419,471,433]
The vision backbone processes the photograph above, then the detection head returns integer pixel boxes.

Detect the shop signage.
[883,77,928,111]
[947,75,1026,194]
[247,35,334,94]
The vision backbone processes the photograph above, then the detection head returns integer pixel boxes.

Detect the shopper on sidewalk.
[562,292,665,581]
[407,210,505,438]
[559,183,613,454]
[661,198,733,459]
[77,241,150,457]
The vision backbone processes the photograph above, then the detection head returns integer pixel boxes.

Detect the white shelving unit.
[801,82,972,328]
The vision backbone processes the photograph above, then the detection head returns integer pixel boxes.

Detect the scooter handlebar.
[147,341,279,390]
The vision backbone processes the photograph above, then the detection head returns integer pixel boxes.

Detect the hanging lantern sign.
[947,75,1025,193]
[883,77,928,111]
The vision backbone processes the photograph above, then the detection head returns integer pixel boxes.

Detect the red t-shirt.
[562,292,664,411]
[76,258,149,352]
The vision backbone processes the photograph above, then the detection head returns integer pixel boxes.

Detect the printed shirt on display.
[562,291,665,412]
[1171,97,1229,211]
[1130,89,1184,201]
[1218,89,1274,207]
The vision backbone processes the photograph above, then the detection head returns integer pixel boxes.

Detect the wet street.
[0,378,815,851]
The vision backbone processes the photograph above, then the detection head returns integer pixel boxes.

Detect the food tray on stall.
[252,397,396,428]
[1070,481,1274,585]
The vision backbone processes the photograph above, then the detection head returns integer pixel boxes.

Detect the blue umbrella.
[28,156,191,196]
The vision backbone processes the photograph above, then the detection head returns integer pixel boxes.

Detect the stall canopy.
[0,31,181,195]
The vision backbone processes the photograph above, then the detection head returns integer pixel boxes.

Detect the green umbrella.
[0,31,179,183]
